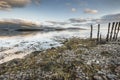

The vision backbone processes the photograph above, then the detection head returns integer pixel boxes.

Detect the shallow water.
[0,29,114,64]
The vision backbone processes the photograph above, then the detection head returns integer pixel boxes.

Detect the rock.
[93,75,103,80]
[102,76,108,80]
[115,66,120,73]
[107,74,117,79]
[96,60,100,64]
[0,56,4,60]
[97,71,105,75]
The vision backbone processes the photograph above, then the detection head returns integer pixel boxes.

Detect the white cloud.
[0,18,41,26]
[84,8,98,14]
[71,8,77,12]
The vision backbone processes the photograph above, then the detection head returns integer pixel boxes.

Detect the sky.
[0,0,120,27]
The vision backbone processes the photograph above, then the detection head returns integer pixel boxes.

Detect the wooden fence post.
[97,24,100,42]
[90,24,93,40]
[115,22,120,40]
[113,22,118,41]
[110,22,115,41]
[106,23,111,42]
[100,34,102,43]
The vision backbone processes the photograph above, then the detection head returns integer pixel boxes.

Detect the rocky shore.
[0,38,120,80]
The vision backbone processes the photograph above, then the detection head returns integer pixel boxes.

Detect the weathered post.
[100,34,102,43]
[97,24,100,42]
[110,22,115,41]
[113,22,118,41]
[115,22,120,40]
[106,23,111,42]
[90,24,93,40]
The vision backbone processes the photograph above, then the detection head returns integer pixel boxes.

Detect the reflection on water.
[0,29,114,64]
[0,29,110,48]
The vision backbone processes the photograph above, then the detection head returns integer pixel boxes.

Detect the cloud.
[46,21,68,25]
[0,1,11,10]
[71,13,120,26]
[72,24,83,26]
[71,8,77,12]
[0,18,41,27]
[101,13,120,22]
[92,13,120,24]
[69,18,87,23]
[69,13,120,27]
[73,23,94,27]
[0,18,42,36]
[0,0,40,10]
[84,8,98,14]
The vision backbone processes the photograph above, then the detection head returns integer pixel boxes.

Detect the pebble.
[107,74,117,79]
[115,66,120,73]
[93,75,103,80]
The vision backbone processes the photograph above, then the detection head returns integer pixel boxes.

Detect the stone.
[107,74,117,79]
[115,66,120,73]
[93,75,103,80]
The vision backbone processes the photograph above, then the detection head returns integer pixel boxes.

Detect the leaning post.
[115,22,120,40]
[106,23,111,42]
[110,22,115,41]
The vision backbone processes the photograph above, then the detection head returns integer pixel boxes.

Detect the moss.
[100,51,111,57]
[75,49,83,54]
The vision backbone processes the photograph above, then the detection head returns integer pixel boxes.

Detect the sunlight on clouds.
[0,18,41,26]
[0,1,11,11]
[84,8,98,14]
[0,0,40,10]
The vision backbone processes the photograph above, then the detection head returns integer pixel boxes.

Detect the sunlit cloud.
[0,0,40,10]
[0,18,41,26]
[84,8,98,14]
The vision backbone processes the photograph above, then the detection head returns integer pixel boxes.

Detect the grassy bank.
[0,38,119,80]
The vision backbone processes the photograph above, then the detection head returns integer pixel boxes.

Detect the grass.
[0,38,101,79]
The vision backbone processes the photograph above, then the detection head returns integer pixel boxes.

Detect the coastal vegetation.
[0,38,119,80]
